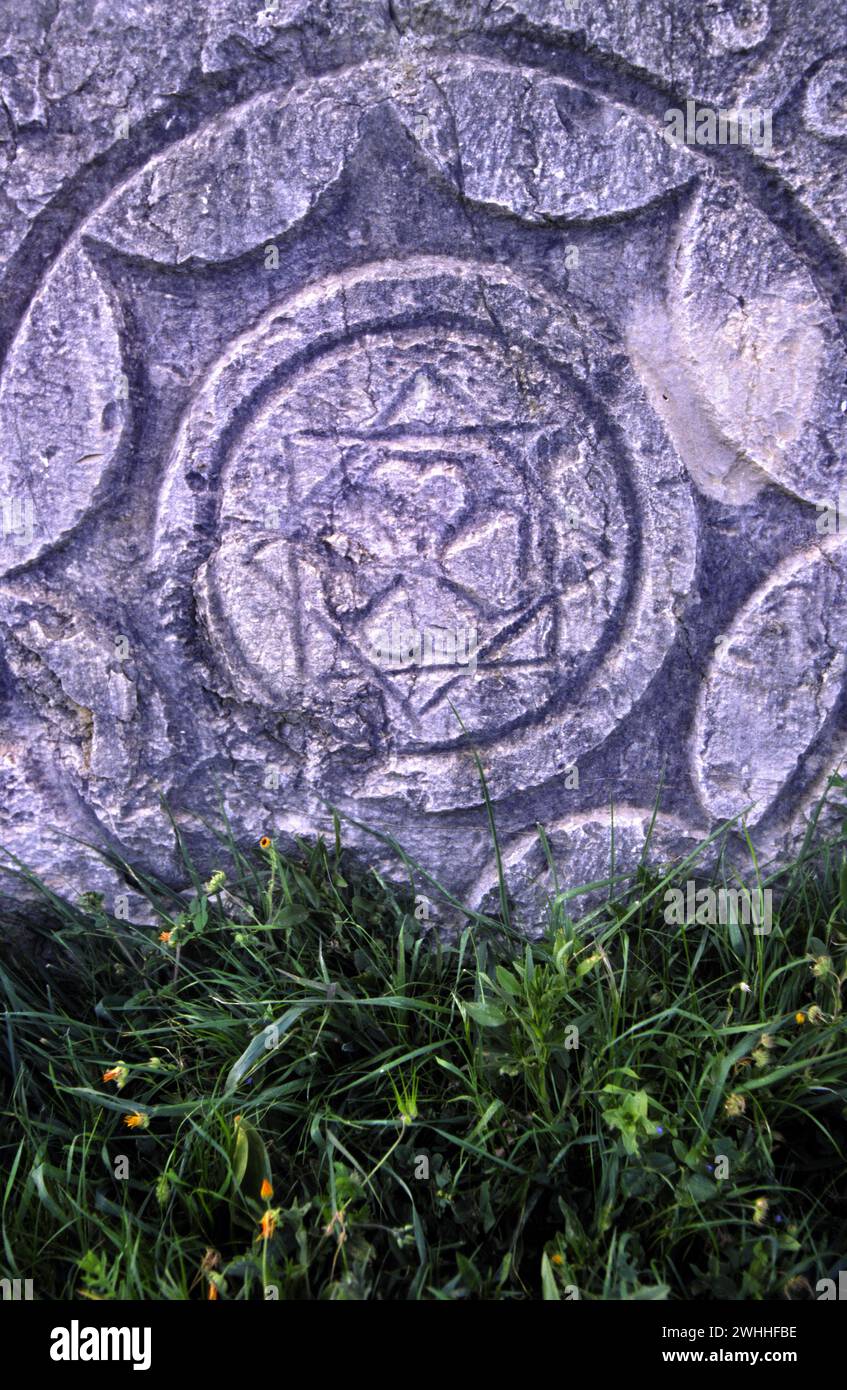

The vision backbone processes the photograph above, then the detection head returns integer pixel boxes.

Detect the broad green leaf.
[225,1003,311,1094]
[495,965,521,996]
[464,1001,508,1028]
[679,1172,718,1203]
[232,1117,271,1198]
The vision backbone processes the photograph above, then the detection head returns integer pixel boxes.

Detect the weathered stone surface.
[1,1,847,926]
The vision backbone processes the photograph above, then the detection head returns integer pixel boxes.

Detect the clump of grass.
[0,818,845,1301]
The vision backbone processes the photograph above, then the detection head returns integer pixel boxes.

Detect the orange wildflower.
[257,1208,278,1241]
[123,1111,149,1130]
[260,1178,274,1200]
[259,836,271,850]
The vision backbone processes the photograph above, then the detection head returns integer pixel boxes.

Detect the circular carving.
[467,808,712,930]
[153,259,696,809]
[694,535,847,824]
[200,327,629,746]
[3,36,847,907]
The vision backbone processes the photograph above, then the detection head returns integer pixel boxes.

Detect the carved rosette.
[1,49,845,910]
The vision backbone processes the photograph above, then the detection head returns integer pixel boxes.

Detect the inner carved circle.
[197,327,630,748]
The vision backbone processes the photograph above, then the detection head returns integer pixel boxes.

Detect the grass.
[0,805,846,1301]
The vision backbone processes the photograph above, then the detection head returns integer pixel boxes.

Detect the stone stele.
[1,1,847,928]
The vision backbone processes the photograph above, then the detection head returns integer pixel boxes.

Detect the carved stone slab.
[1,2,846,925]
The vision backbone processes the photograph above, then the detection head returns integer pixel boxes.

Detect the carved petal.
[694,537,847,822]
[391,58,697,222]
[0,249,128,577]
[666,183,847,504]
[90,57,697,266]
